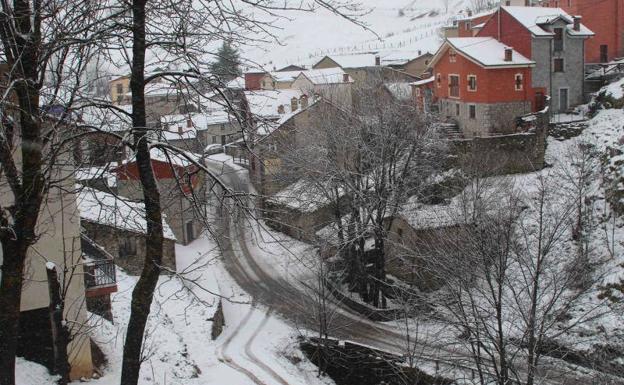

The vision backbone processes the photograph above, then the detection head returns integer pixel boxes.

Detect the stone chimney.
[467,10,472,17]
[573,16,581,31]
[277,104,285,114]
[186,118,192,128]
[342,73,350,83]
[178,125,183,134]
[300,94,308,109]
[418,50,422,56]
[375,55,381,66]
[291,97,298,112]
[504,47,513,62]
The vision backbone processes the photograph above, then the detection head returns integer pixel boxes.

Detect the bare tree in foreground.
[427,171,608,385]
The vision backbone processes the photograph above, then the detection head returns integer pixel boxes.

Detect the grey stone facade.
[81,220,177,275]
[439,98,532,137]
[531,20,586,112]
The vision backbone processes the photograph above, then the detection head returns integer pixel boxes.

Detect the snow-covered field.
[244,0,470,69]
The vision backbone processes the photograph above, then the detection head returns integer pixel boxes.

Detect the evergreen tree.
[209,41,242,82]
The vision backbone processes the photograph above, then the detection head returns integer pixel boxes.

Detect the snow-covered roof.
[121,148,203,168]
[381,50,432,66]
[244,89,304,119]
[315,53,378,69]
[296,67,352,85]
[77,186,176,240]
[502,6,593,37]
[270,70,305,83]
[443,37,535,68]
[75,166,118,188]
[161,110,234,132]
[411,76,435,86]
[455,9,495,22]
[268,179,343,213]
[385,82,412,101]
[226,77,245,89]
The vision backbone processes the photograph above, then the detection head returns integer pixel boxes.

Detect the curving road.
[206,157,623,385]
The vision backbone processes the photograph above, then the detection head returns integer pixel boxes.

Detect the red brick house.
[542,0,624,63]
[429,37,536,137]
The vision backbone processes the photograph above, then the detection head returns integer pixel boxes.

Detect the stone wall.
[438,99,532,137]
[82,221,177,275]
[450,127,547,175]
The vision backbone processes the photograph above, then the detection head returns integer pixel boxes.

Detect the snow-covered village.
[3,0,624,384]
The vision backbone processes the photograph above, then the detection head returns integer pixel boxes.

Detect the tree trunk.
[46,264,70,385]
[120,0,166,384]
[0,241,28,385]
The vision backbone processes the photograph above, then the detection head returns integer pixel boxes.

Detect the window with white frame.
[449,75,460,98]
[514,74,524,91]
[467,75,477,92]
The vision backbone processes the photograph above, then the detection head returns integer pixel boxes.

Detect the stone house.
[429,37,536,137]
[542,0,624,63]
[477,6,594,111]
[291,68,353,109]
[77,187,177,275]
[114,149,206,245]
[264,180,346,242]
[382,51,434,77]
[446,9,496,38]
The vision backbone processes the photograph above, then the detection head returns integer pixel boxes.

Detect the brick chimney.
[342,73,350,82]
[573,16,581,31]
[290,97,298,112]
[504,47,513,62]
[375,55,381,66]
[186,118,192,128]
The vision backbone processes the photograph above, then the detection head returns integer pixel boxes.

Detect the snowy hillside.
[242,0,473,70]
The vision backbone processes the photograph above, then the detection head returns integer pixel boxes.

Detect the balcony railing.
[81,233,117,291]
[84,259,117,289]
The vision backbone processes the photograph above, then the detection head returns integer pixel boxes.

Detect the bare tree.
[0,1,117,383]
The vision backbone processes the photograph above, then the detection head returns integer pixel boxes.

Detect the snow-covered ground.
[16,229,332,385]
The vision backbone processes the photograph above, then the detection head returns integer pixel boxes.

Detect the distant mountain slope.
[243,0,474,70]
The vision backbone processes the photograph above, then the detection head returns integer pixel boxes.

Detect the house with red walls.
[541,0,624,63]
[113,149,206,244]
[477,6,593,112]
[429,37,536,137]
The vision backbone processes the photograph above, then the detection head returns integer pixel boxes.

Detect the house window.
[600,45,609,63]
[116,83,123,94]
[455,103,460,116]
[212,136,217,144]
[469,104,476,119]
[397,228,403,240]
[449,49,457,63]
[553,28,564,51]
[449,75,460,98]
[436,73,442,88]
[514,74,524,91]
[116,95,123,104]
[119,237,137,258]
[186,221,195,243]
[467,75,477,92]
[554,58,564,72]
[221,124,225,131]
